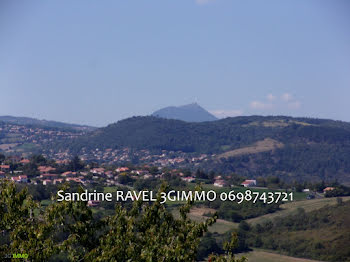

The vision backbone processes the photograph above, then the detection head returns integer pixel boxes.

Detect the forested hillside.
[245,199,350,261]
[50,115,350,183]
[53,116,350,152]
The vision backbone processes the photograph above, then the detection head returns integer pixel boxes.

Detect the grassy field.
[247,196,350,225]
[174,196,350,234]
[166,184,315,234]
[171,207,237,234]
[237,250,322,262]
[189,207,238,234]
[217,138,284,159]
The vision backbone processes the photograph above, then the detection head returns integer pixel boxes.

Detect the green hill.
[59,115,350,151]
[246,199,350,261]
[0,115,96,131]
[50,115,350,183]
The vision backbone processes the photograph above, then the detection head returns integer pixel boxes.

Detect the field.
[177,196,350,234]
[170,206,237,234]
[189,207,237,234]
[217,138,284,158]
[237,250,322,262]
[247,196,350,225]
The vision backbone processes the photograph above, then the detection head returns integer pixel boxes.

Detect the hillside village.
[0,155,226,188]
[0,153,345,202]
[52,146,210,167]
[0,121,212,168]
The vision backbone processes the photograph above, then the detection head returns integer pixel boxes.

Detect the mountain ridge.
[0,115,96,131]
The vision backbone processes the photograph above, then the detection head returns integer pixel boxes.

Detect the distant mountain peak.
[152,103,218,122]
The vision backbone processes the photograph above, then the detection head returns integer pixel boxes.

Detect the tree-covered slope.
[64,115,350,153]
[246,199,350,261]
[51,115,350,183]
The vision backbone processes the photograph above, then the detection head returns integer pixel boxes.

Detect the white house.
[241,180,257,187]
[181,177,195,183]
[214,180,225,187]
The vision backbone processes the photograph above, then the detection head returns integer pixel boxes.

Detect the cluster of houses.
[0,164,27,183]
[0,159,163,186]
[0,158,337,198]
[213,178,257,188]
[2,159,259,190]
[179,174,258,189]
[44,144,210,171]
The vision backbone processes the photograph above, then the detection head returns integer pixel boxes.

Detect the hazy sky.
[1,0,350,126]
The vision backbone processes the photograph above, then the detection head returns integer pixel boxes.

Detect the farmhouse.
[181,177,195,183]
[61,171,77,177]
[323,187,335,193]
[116,167,129,172]
[0,165,10,171]
[241,179,257,187]
[20,159,30,164]
[38,166,56,173]
[11,175,28,183]
[213,179,225,187]
[91,167,105,175]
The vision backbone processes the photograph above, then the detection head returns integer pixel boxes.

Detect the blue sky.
[1,0,349,126]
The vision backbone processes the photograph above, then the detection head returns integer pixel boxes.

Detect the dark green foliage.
[325,185,350,197]
[52,116,281,154]
[204,198,280,223]
[246,200,350,261]
[197,232,222,260]
[30,154,47,165]
[117,173,134,185]
[0,181,247,262]
[67,156,84,172]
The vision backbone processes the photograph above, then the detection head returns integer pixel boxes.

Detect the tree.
[209,232,247,262]
[0,181,247,262]
[68,156,84,172]
[197,233,222,260]
[0,153,5,162]
[29,154,47,165]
